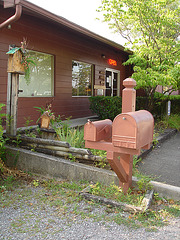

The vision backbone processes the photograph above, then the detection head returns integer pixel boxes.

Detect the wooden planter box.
[41,114,50,129]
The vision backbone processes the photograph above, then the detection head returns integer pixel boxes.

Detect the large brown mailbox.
[84,119,112,142]
[112,110,154,150]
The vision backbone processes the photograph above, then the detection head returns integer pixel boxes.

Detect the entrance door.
[105,69,120,96]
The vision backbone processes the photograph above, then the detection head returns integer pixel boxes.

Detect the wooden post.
[10,73,19,135]
[122,78,136,113]
[6,73,19,136]
[6,47,24,136]
[6,73,12,134]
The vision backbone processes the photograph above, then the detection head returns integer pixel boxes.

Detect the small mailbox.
[112,110,154,150]
[84,119,112,142]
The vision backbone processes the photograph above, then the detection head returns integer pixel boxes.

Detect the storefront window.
[19,51,54,97]
[72,60,92,96]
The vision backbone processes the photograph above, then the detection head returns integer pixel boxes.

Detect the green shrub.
[89,96,122,120]
[89,94,180,120]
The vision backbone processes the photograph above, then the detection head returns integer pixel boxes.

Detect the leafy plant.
[56,126,85,148]
[135,172,153,191]
[133,156,142,169]
[0,104,6,161]
[12,134,22,148]
[68,153,76,162]
[32,179,39,187]
[34,105,54,124]
[23,117,36,137]
[34,102,65,130]
[98,0,180,112]
[20,39,36,85]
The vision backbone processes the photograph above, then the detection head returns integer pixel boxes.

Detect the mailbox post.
[84,78,154,193]
[122,78,136,113]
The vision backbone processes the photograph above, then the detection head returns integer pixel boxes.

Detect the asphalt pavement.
[138,131,180,187]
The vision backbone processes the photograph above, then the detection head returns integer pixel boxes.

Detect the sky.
[27,0,126,46]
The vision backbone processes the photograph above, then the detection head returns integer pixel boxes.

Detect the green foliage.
[89,182,145,206]
[89,96,122,120]
[163,206,180,218]
[22,55,36,85]
[20,39,37,85]
[34,105,55,125]
[32,179,39,187]
[98,0,180,111]
[136,175,153,191]
[56,126,85,148]
[23,117,36,137]
[156,114,180,131]
[34,106,46,117]
[0,104,6,161]
[91,149,108,169]
[68,153,77,162]
[34,104,68,131]
[90,95,180,120]
[133,156,142,169]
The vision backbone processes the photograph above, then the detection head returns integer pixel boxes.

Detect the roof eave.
[4,0,132,54]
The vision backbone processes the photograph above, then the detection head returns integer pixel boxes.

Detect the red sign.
[108,59,117,66]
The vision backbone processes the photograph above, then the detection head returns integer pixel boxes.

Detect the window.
[19,51,54,97]
[72,60,93,96]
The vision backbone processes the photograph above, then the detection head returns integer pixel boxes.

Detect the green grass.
[88,181,145,206]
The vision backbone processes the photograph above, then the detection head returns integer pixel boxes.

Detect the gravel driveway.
[1,180,180,240]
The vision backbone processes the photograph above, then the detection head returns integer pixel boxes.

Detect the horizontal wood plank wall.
[0,6,132,127]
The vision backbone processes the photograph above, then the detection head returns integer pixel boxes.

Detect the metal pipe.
[0,4,22,29]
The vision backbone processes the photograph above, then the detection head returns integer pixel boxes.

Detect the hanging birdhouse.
[6,47,25,74]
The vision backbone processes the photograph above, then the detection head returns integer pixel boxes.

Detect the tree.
[98,0,180,111]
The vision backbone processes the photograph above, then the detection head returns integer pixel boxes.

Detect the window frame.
[72,60,94,97]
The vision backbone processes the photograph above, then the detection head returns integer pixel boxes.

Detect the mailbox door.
[84,123,96,141]
[112,115,137,149]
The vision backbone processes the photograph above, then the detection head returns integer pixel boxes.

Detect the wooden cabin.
[0,0,133,127]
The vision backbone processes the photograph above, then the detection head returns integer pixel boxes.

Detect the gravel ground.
[0,183,180,240]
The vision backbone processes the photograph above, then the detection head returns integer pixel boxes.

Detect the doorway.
[105,68,120,96]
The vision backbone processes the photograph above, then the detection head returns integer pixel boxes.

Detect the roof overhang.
[1,0,132,54]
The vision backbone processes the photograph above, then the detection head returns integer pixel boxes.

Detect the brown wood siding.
[0,6,132,127]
